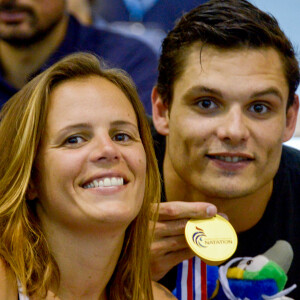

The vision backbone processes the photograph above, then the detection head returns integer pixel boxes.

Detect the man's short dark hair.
[157,0,299,108]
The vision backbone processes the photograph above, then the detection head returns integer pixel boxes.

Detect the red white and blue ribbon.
[173,257,207,300]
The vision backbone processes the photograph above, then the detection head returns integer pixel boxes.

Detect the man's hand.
[150,201,218,281]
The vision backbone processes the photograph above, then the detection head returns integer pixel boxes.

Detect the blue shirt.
[93,0,208,32]
[0,15,158,114]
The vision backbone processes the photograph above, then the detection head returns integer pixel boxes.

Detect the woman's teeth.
[83,177,124,189]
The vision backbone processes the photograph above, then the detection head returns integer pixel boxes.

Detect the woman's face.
[32,76,146,232]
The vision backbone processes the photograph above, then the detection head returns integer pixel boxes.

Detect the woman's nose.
[89,134,121,163]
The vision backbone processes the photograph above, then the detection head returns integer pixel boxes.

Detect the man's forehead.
[183,43,282,69]
[177,44,286,83]
[172,44,289,102]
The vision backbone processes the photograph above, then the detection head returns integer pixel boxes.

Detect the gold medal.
[185,215,238,265]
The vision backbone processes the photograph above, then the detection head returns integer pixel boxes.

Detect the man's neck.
[0,15,68,89]
[163,151,273,234]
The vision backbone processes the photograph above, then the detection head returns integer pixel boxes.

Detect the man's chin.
[199,184,257,200]
[0,15,64,48]
[0,32,47,47]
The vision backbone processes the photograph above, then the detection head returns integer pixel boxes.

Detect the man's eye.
[197,99,218,110]
[112,133,130,142]
[65,136,85,144]
[249,103,269,114]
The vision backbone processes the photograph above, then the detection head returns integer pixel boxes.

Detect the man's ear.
[283,94,299,142]
[151,86,170,136]
[26,179,38,201]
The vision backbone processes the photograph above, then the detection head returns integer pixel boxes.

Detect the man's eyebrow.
[250,87,284,101]
[182,85,223,99]
[183,86,284,102]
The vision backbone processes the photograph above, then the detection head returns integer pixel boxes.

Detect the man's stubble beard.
[0,12,65,48]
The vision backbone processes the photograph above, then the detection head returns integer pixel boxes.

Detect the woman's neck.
[41,222,125,300]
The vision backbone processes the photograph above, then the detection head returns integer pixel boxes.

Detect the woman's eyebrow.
[57,123,91,135]
[110,120,138,130]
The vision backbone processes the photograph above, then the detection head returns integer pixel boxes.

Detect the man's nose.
[216,106,250,145]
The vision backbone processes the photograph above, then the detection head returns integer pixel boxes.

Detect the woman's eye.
[197,99,218,110]
[65,136,85,144]
[112,133,130,142]
[249,103,269,114]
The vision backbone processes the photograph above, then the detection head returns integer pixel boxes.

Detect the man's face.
[0,0,65,46]
[153,45,298,200]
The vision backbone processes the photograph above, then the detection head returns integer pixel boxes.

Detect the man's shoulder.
[273,145,300,195]
[280,145,300,169]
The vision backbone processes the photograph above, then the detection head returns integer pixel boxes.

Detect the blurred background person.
[0,0,157,114]
[68,0,208,53]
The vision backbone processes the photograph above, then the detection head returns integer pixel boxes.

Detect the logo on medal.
[192,226,207,248]
[192,225,234,248]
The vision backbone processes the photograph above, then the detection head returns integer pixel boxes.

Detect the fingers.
[218,212,229,220]
[150,201,224,281]
[151,246,194,281]
[154,218,189,238]
[153,201,217,221]
[152,234,189,254]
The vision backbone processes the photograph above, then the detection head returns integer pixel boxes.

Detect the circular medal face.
[185,215,238,265]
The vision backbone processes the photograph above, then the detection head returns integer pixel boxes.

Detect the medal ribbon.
[173,257,207,300]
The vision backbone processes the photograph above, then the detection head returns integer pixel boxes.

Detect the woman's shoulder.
[152,281,178,300]
[0,257,18,300]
